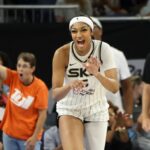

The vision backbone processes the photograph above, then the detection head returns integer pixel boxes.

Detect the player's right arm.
[52,45,85,101]
[52,45,71,101]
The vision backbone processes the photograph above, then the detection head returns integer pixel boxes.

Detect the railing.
[0,5,150,23]
[96,16,150,21]
[0,5,80,23]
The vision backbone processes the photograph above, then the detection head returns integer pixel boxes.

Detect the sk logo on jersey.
[68,68,92,77]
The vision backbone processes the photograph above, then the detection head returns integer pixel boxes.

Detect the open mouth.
[77,40,85,47]
[19,73,23,77]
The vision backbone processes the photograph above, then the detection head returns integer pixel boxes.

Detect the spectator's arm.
[121,77,133,115]
[141,82,150,132]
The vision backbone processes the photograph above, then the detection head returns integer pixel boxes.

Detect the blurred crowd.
[3,0,150,23]
[0,1,150,149]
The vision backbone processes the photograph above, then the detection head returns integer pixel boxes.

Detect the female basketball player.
[52,16,119,150]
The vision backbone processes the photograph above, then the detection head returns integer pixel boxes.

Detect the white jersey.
[106,47,131,112]
[57,40,116,121]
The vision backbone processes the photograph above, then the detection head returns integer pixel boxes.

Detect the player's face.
[70,22,92,55]
[17,58,35,84]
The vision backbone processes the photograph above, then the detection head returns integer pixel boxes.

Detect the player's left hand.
[83,56,101,76]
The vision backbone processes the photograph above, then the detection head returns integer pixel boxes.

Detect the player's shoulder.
[93,39,110,46]
[54,43,70,58]
[93,40,111,51]
[111,46,125,57]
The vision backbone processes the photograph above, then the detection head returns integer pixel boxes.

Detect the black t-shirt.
[142,53,150,83]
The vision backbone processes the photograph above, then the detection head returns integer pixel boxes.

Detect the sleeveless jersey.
[57,40,116,119]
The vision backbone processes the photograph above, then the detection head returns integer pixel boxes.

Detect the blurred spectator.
[130,75,143,122]
[54,0,93,22]
[0,51,11,150]
[121,0,148,15]
[0,52,48,150]
[91,17,133,127]
[135,122,150,150]
[44,95,58,129]
[43,101,62,150]
[135,53,150,150]
[104,0,128,16]
[138,0,150,16]
[136,114,150,150]
[92,0,128,16]
[92,0,147,16]
[47,88,56,115]
[139,53,150,132]
[92,0,105,16]
[43,125,62,150]
[105,101,133,150]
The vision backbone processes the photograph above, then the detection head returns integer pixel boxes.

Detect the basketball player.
[52,16,119,150]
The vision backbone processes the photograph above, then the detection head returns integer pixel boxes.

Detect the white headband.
[91,17,103,29]
[69,16,94,31]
